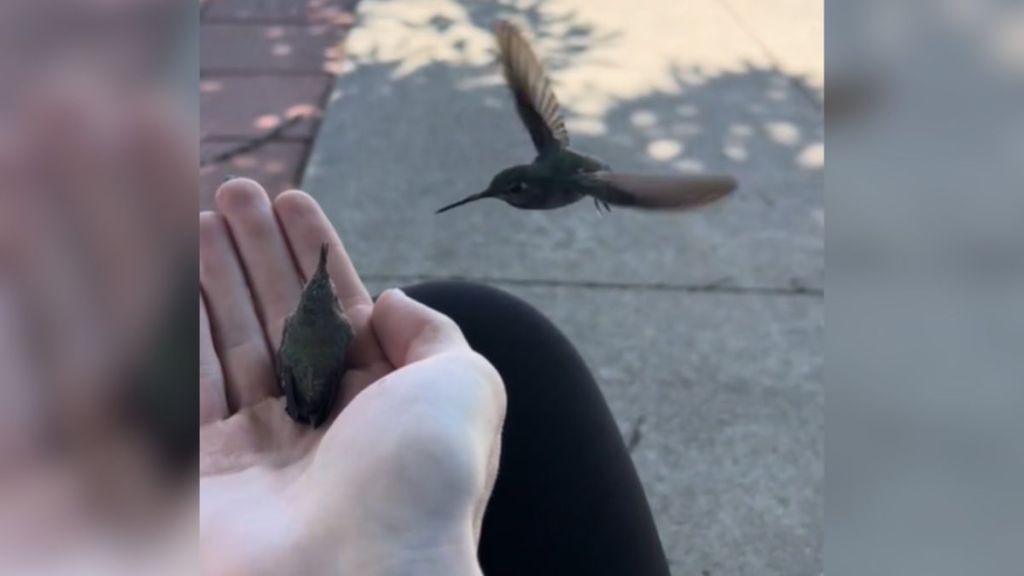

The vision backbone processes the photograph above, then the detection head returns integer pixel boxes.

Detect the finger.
[199,211,278,411]
[25,78,161,359]
[0,144,43,457]
[0,280,45,467]
[216,179,303,352]
[371,288,470,367]
[272,190,371,311]
[124,90,197,244]
[199,292,229,424]
[0,129,23,262]
[12,110,115,428]
[273,189,386,367]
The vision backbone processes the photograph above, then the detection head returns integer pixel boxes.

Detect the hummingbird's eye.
[508,182,525,193]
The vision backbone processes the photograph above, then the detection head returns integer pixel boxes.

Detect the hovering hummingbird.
[277,244,354,428]
[437,20,738,214]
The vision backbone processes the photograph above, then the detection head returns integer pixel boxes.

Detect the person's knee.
[399,280,550,334]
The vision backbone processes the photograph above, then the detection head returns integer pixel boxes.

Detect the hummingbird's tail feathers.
[435,191,494,214]
[305,243,332,286]
[315,243,331,277]
[588,172,737,211]
[318,243,329,267]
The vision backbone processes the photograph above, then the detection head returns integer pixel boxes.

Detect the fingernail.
[373,288,405,303]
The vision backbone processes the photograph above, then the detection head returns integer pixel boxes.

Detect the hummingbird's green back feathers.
[277,244,354,428]
[495,20,569,155]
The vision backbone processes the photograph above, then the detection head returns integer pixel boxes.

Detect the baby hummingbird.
[437,20,738,214]
[277,244,354,428]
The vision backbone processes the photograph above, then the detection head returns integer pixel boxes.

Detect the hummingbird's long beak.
[435,190,494,214]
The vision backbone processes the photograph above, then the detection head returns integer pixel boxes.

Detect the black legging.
[404,281,670,576]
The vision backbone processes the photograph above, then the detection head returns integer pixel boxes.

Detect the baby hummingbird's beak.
[435,189,497,214]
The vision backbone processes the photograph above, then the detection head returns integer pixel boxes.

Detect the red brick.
[201,24,346,73]
[200,75,329,138]
[200,141,309,210]
[203,0,358,25]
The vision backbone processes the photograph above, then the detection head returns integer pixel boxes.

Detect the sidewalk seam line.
[359,274,824,297]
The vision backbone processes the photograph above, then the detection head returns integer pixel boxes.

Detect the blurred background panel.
[0,1,197,574]
[0,1,195,101]
[828,1,1024,575]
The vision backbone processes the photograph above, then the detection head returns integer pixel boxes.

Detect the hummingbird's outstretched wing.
[495,20,569,155]
[585,172,738,210]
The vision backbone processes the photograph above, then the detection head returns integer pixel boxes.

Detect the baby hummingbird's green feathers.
[277,244,354,428]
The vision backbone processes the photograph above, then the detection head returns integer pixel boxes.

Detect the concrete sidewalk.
[304,1,823,574]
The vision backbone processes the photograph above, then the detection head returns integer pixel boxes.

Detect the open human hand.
[200,181,505,576]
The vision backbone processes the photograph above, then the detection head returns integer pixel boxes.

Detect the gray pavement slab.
[305,1,822,573]
[359,279,823,576]
[306,60,822,290]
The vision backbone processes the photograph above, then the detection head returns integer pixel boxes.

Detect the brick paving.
[199,0,357,209]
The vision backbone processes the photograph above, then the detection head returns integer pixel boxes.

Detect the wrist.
[339,529,482,576]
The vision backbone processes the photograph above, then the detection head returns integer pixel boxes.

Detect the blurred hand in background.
[0,1,197,570]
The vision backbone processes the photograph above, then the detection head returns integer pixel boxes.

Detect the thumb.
[371,288,470,367]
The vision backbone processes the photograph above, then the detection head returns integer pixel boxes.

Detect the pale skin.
[199,180,506,575]
[0,71,505,573]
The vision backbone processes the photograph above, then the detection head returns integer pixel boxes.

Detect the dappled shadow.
[305,0,823,290]
[428,0,622,72]
[341,0,619,81]
[590,62,823,194]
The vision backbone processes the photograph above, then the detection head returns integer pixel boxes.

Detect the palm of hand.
[199,182,503,575]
